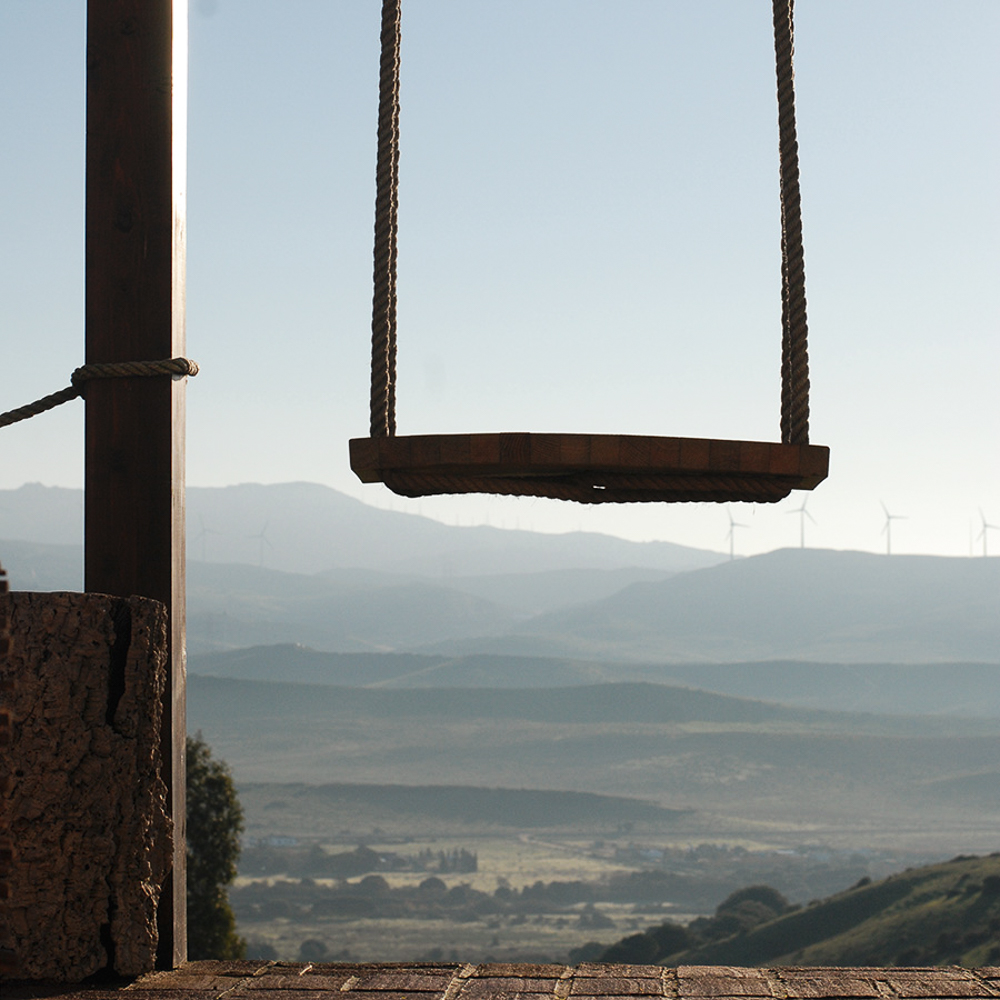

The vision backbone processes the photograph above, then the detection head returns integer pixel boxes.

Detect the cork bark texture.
[0,565,12,976]
[0,591,172,981]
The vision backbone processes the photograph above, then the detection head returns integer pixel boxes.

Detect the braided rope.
[0,358,198,430]
[773,0,810,445]
[383,471,792,505]
[370,0,402,437]
[363,3,814,498]
[73,358,198,383]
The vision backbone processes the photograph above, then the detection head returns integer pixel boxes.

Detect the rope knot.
[0,357,199,430]
[71,357,199,385]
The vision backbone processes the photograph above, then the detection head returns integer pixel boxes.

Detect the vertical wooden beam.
[85,0,188,967]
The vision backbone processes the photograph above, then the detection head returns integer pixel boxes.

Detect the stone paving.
[9,962,1000,1000]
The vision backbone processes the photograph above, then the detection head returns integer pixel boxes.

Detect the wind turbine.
[193,514,222,563]
[787,497,817,549]
[880,501,906,556]
[249,520,273,567]
[725,508,748,561]
[978,509,999,557]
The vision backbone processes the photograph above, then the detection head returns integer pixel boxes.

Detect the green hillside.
[602,854,1000,967]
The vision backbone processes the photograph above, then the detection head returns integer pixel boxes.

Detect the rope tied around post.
[0,358,199,430]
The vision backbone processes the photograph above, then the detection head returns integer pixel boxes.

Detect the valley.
[4,481,999,964]
[227,784,923,964]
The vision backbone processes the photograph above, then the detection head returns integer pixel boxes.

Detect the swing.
[349,0,829,504]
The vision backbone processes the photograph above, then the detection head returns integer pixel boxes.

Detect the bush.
[568,941,608,964]
[981,875,1000,895]
[245,940,278,960]
[600,932,659,964]
[716,885,791,917]
[298,938,329,962]
[648,920,691,959]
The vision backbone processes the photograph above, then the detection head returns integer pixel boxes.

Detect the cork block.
[0,591,171,982]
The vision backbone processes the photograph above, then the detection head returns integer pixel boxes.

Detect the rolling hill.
[4,522,998,664]
[237,782,689,834]
[427,548,1000,663]
[191,645,1000,717]
[0,481,721,578]
[187,675,1000,853]
[630,853,1000,967]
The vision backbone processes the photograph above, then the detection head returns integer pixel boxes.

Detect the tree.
[297,938,329,963]
[186,734,247,960]
[716,884,791,917]
[600,931,660,964]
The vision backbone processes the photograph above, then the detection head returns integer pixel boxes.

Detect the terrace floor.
[8,962,1000,1000]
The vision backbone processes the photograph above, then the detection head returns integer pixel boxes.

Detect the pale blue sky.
[1,1,997,557]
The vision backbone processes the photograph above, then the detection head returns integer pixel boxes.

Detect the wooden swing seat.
[350,432,829,504]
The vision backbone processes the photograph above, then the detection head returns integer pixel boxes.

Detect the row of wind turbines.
[724,502,1000,559]
[194,507,999,568]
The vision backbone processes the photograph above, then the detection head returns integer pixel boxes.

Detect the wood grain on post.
[85,0,188,966]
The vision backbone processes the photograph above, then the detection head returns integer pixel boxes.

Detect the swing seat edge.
[349,433,829,503]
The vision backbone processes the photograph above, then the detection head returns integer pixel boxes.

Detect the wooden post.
[85,0,188,967]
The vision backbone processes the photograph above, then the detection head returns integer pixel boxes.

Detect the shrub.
[186,735,246,960]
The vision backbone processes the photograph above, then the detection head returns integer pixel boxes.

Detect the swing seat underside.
[350,432,829,504]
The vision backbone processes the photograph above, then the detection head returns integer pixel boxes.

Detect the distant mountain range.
[435,548,1000,664]
[2,482,997,664]
[0,481,721,577]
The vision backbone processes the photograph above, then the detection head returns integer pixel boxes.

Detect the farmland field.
[231,786,938,963]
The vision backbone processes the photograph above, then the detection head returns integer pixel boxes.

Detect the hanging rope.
[370,0,402,437]
[370,1,811,446]
[360,2,818,504]
[773,0,811,445]
[0,358,199,430]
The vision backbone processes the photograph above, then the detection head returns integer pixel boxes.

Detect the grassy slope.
[671,854,1000,967]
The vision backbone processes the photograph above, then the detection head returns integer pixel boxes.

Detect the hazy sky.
[1,1,997,558]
